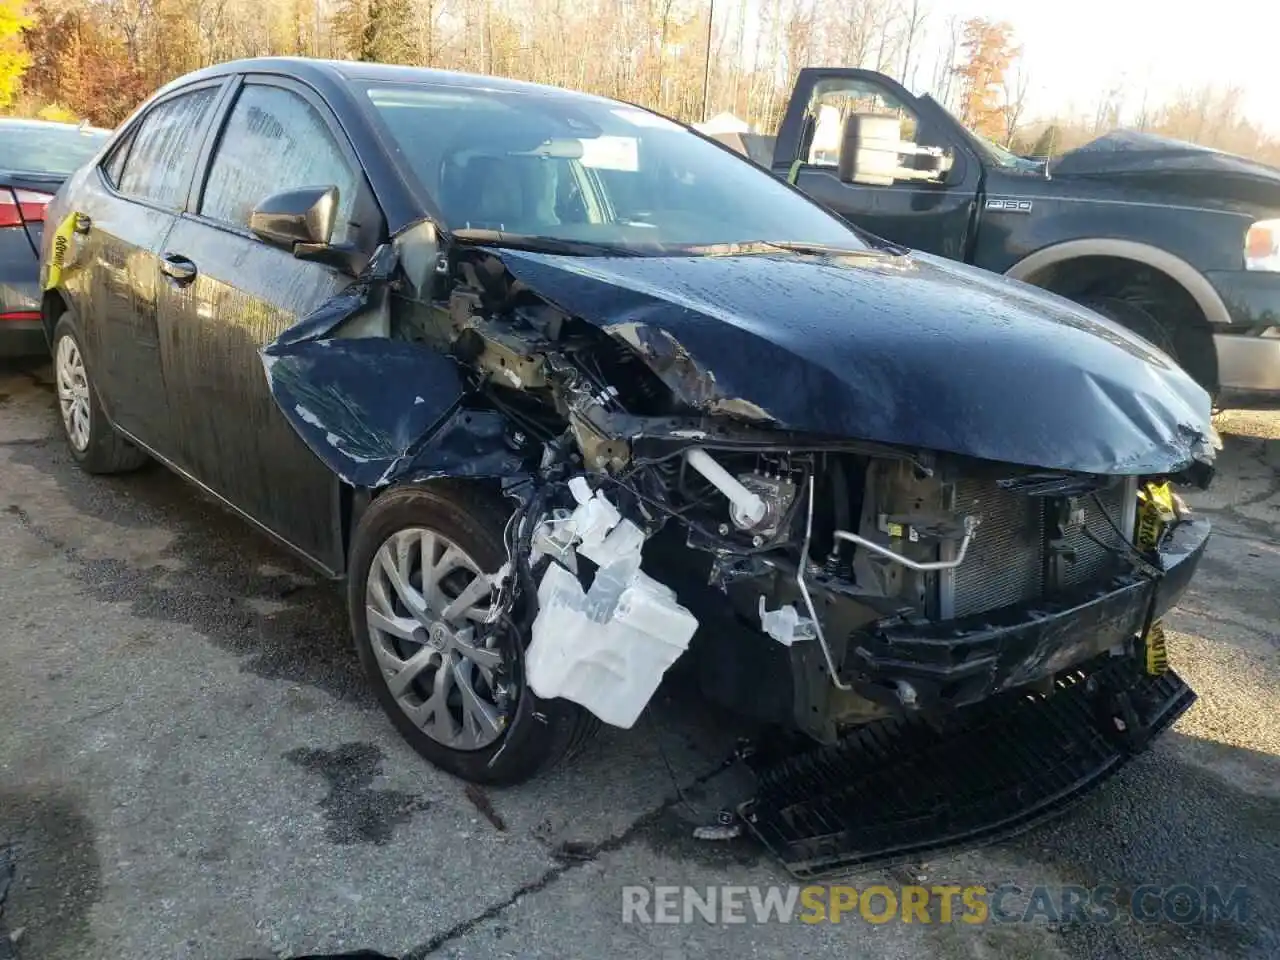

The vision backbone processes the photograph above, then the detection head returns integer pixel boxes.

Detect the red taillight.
[0,311,42,322]
[0,188,53,228]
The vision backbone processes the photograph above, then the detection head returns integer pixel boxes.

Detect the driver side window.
[200,84,358,244]
[805,80,942,175]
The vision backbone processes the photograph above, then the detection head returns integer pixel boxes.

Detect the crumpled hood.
[1048,130,1280,203]
[492,247,1216,476]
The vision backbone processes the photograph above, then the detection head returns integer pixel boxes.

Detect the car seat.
[440,153,530,231]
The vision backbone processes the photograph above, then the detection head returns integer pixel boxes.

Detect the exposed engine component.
[833,516,979,572]
[684,448,768,528]
[676,448,803,548]
[733,472,798,538]
[524,478,699,728]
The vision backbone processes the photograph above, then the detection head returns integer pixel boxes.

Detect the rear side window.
[117,87,219,208]
[102,128,136,188]
[199,84,358,244]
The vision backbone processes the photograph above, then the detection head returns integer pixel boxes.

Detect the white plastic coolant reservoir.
[526,549,699,729]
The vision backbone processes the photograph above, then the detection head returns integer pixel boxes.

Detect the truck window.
[805,79,925,167]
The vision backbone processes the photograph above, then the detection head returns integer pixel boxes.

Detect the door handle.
[160,253,197,283]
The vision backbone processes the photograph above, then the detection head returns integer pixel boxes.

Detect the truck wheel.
[51,314,149,474]
[1079,296,1179,360]
[348,483,598,785]
[1078,295,1217,401]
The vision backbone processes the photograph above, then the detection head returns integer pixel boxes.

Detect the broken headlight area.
[261,232,1210,756]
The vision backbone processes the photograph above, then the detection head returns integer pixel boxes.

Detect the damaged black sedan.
[41,59,1217,822]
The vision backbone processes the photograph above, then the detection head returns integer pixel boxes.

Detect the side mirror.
[250,185,338,250]
[838,113,951,186]
[838,113,905,186]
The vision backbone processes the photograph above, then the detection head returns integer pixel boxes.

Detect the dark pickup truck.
[726,68,1280,406]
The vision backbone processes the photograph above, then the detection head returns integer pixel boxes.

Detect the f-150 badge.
[985,198,1034,212]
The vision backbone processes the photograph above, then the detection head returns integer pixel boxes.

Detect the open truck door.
[773,68,981,259]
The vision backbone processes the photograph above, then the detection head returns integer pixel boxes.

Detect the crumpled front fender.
[261,241,525,488]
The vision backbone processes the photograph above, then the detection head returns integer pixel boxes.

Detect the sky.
[933,0,1280,133]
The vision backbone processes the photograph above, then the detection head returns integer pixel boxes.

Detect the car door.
[156,75,384,572]
[773,69,981,260]
[68,81,226,443]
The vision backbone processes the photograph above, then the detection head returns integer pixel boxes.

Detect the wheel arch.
[1006,239,1222,395]
[343,476,512,578]
[41,288,71,346]
[1004,239,1230,327]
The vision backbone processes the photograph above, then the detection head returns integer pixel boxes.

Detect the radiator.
[950,477,1045,618]
[948,478,1132,619]
[1057,484,1130,590]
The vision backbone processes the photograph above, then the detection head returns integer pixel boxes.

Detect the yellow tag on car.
[44,210,80,291]
[1144,620,1170,675]
[1136,480,1176,552]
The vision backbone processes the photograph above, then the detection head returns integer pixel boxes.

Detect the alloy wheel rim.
[365,527,509,750]
[55,334,91,453]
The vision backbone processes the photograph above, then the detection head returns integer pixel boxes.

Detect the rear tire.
[348,483,598,785]
[51,314,149,475]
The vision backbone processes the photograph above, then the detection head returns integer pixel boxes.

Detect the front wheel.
[347,484,597,785]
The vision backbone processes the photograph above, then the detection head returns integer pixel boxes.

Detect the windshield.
[0,122,108,176]
[980,135,1042,170]
[929,98,1043,173]
[363,82,867,253]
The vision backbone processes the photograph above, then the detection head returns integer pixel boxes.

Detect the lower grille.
[740,656,1195,879]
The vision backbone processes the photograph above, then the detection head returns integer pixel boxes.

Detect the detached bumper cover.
[742,654,1196,879]
[842,517,1210,711]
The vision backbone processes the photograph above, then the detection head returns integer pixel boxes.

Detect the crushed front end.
[537,429,1209,742]
[262,233,1216,874]
[495,382,1211,877]
[690,452,1209,877]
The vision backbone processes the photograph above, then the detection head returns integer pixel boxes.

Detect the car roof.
[0,117,110,135]
[164,57,620,107]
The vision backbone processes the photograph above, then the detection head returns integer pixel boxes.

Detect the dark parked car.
[0,118,108,356]
[757,68,1280,407]
[42,58,1217,871]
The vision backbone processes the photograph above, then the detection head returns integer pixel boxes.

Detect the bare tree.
[1001,58,1030,147]
[1092,74,1127,133]
[931,14,961,109]
[13,0,1280,169]
[899,0,925,87]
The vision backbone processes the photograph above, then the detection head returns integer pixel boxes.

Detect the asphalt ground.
[1,357,1277,959]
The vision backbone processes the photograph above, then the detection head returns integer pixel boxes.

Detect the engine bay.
[365,246,1163,741]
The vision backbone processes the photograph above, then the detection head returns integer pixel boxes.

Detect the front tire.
[348,484,597,785]
[51,315,149,474]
